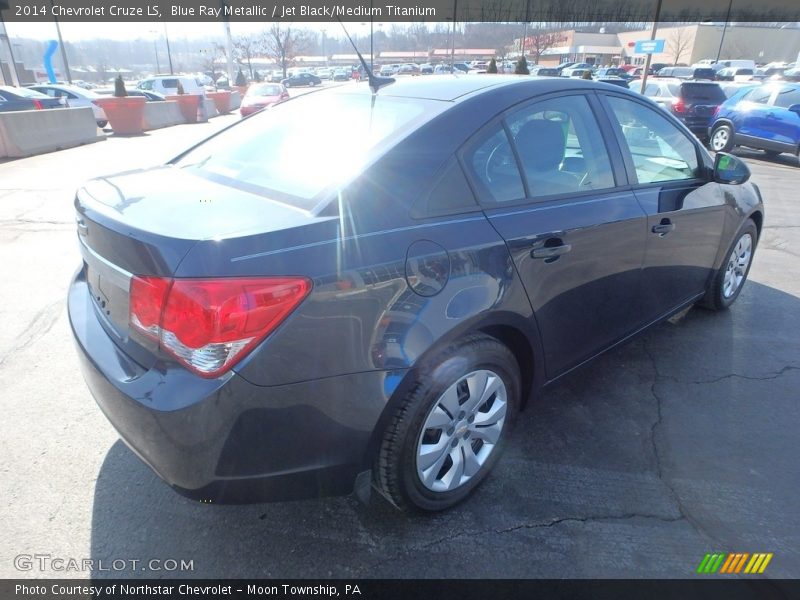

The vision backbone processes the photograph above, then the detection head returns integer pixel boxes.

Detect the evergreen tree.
[514,56,529,75]
[487,58,498,73]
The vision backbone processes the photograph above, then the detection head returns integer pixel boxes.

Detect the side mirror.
[713,152,750,185]
[788,104,800,115]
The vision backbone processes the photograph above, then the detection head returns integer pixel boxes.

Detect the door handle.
[531,243,572,259]
[651,219,675,236]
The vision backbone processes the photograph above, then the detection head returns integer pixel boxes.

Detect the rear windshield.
[681,83,726,103]
[248,84,282,96]
[175,92,447,210]
[693,69,716,79]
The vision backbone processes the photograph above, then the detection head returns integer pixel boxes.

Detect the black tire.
[710,123,734,153]
[700,219,758,311]
[763,149,781,159]
[375,333,520,512]
[97,120,108,128]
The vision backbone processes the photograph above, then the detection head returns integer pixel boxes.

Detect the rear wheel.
[763,149,781,159]
[701,219,758,310]
[97,120,108,128]
[376,334,520,512]
[710,123,734,153]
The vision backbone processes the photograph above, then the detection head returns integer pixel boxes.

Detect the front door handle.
[651,219,676,236]
[531,243,572,259]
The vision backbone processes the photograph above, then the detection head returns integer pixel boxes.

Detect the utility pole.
[164,23,174,74]
[450,0,457,70]
[715,0,734,63]
[639,0,664,94]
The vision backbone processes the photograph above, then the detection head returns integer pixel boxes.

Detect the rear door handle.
[531,243,572,259]
[651,219,675,236]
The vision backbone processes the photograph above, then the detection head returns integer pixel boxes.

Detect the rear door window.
[773,86,800,108]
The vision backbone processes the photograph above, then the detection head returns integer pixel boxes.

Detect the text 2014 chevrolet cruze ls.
[69,77,763,511]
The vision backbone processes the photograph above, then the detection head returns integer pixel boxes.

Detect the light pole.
[715,0,734,63]
[164,23,174,75]
[149,30,161,73]
[639,0,664,95]
[321,28,327,66]
[450,0,458,70]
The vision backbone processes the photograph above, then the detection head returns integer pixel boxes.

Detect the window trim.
[595,91,710,190]
[457,91,630,210]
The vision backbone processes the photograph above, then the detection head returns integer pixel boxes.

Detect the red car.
[240,83,289,117]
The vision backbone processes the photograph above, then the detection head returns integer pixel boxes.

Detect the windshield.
[248,84,283,96]
[175,91,447,210]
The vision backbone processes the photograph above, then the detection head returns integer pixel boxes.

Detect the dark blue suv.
[709,83,800,161]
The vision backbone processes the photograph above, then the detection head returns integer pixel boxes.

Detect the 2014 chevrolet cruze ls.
[70,76,763,511]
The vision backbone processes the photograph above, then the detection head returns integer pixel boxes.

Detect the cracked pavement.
[0,122,798,579]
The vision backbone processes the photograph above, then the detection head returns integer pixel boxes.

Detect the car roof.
[329,74,609,102]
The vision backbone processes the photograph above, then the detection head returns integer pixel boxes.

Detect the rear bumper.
[69,269,397,503]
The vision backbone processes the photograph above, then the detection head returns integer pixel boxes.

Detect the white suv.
[136,76,205,96]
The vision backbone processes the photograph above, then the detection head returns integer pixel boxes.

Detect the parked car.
[780,67,800,82]
[529,67,560,77]
[561,63,593,77]
[70,77,763,512]
[96,88,166,102]
[239,83,289,116]
[0,86,64,112]
[433,65,454,74]
[453,62,471,73]
[332,69,351,81]
[636,79,727,139]
[29,83,107,127]
[709,82,800,159]
[595,77,630,88]
[595,67,631,80]
[281,72,322,87]
[315,68,333,80]
[136,76,206,96]
[379,65,395,77]
[716,67,755,82]
[420,64,434,75]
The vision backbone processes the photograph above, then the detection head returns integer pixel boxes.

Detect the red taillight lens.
[129,276,311,378]
[673,99,686,113]
[713,105,721,118]
[32,99,43,110]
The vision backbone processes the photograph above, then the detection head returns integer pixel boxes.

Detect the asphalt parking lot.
[0,102,798,579]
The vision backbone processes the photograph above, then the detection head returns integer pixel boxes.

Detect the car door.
[765,85,800,149]
[600,93,725,319]
[461,93,648,378]
[734,85,775,141]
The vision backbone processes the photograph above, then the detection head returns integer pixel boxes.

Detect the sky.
[4,21,409,42]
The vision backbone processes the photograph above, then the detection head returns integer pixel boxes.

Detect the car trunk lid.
[75,166,331,365]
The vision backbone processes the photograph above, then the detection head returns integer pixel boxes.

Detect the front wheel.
[710,124,734,153]
[375,334,520,512]
[700,219,758,310]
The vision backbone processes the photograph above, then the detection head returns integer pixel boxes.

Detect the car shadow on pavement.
[732,147,800,168]
[89,281,800,579]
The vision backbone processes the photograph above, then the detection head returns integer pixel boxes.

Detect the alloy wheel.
[711,127,730,152]
[723,233,753,298]
[416,369,507,492]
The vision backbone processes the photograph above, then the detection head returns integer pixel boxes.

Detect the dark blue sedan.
[70,76,764,511]
[0,86,64,112]
[709,82,800,159]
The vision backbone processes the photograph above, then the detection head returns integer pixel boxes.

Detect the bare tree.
[201,42,227,84]
[526,30,567,64]
[666,28,692,66]
[234,35,258,79]
[259,24,311,78]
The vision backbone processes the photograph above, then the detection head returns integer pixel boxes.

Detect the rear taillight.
[673,99,686,113]
[32,99,43,110]
[713,105,721,118]
[129,276,311,378]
